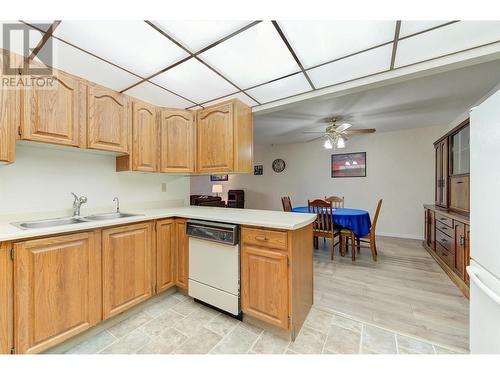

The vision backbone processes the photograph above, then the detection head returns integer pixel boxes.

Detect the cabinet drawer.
[435,214,453,228]
[435,222,454,238]
[242,227,287,251]
[435,228,453,253]
[436,243,454,268]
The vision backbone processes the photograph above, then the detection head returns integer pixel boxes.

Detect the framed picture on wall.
[210,175,229,182]
[331,152,366,178]
[254,165,263,175]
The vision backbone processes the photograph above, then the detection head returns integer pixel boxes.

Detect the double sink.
[12,212,141,230]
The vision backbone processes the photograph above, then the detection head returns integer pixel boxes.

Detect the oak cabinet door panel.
[0,53,19,163]
[14,232,101,354]
[102,223,153,319]
[156,219,176,293]
[159,110,195,173]
[175,219,188,289]
[132,101,158,172]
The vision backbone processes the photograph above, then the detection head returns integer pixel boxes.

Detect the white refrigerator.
[468,88,500,354]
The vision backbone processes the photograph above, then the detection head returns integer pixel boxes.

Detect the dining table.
[292,206,372,238]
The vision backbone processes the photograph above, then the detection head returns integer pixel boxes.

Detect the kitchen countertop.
[0,206,317,242]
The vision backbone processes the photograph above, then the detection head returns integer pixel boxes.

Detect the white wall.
[191,125,449,239]
[0,142,189,218]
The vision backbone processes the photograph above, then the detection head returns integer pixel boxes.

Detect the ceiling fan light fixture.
[337,137,345,149]
[324,138,333,149]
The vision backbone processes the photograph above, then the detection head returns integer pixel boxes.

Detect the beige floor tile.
[141,293,182,318]
[434,346,463,354]
[362,325,397,354]
[65,330,117,354]
[251,331,290,354]
[239,321,264,335]
[173,306,219,337]
[100,330,151,354]
[287,326,327,354]
[210,325,259,354]
[139,310,185,337]
[396,335,435,354]
[204,313,239,336]
[324,325,361,354]
[174,327,222,354]
[171,298,201,317]
[137,328,188,354]
[304,308,333,331]
[330,314,363,333]
[107,311,153,339]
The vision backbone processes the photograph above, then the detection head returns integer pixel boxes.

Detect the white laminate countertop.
[0,206,316,242]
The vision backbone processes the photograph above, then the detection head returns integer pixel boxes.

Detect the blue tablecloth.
[292,207,372,238]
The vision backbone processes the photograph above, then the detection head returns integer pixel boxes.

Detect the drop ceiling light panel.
[308,44,393,89]
[126,81,193,108]
[203,92,258,107]
[278,20,396,69]
[246,74,311,103]
[399,21,451,38]
[395,21,500,67]
[41,38,139,91]
[0,21,43,57]
[54,21,189,77]
[152,20,251,52]
[200,21,301,89]
[151,57,237,103]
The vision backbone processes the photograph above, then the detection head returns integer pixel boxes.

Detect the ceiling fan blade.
[305,135,325,143]
[345,128,376,134]
[302,131,326,134]
[335,123,352,132]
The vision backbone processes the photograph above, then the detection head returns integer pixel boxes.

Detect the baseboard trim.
[377,232,423,240]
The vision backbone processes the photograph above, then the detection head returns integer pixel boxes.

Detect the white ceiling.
[3,20,500,110]
[253,59,500,144]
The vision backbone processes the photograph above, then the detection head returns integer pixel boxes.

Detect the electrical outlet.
[161,183,167,192]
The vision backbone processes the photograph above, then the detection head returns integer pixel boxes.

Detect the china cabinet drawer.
[435,215,453,229]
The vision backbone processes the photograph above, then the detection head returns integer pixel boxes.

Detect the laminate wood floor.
[314,236,469,351]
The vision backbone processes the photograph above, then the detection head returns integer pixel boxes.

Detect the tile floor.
[61,291,464,354]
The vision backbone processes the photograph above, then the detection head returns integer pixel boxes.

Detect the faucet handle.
[71,192,78,201]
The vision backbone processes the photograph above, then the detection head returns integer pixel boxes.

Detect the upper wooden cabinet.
[87,84,130,153]
[21,70,85,148]
[102,222,154,319]
[0,52,18,164]
[14,232,101,354]
[196,99,253,173]
[159,109,195,173]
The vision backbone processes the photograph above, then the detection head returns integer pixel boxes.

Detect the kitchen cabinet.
[116,100,158,172]
[0,52,19,164]
[196,99,253,173]
[424,209,435,251]
[0,242,13,354]
[87,83,130,153]
[156,219,176,293]
[102,222,154,319]
[454,221,466,279]
[175,219,188,289]
[21,69,85,148]
[159,109,195,173]
[241,225,313,338]
[14,232,101,354]
[435,139,448,207]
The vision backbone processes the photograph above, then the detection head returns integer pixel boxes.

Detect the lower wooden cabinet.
[14,232,101,354]
[241,245,289,329]
[1,242,13,354]
[102,222,154,319]
[175,219,188,289]
[156,219,176,293]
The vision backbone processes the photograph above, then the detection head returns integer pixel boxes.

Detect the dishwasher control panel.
[186,220,239,246]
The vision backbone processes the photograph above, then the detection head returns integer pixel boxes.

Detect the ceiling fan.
[302,118,376,149]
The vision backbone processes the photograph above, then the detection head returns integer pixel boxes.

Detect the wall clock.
[272,158,286,173]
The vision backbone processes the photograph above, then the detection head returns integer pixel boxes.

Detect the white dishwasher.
[186,220,240,316]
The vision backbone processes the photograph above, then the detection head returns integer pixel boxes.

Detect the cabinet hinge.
[10,248,14,261]
[287,257,290,267]
[288,316,291,326]
[10,347,16,354]
[18,126,22,137]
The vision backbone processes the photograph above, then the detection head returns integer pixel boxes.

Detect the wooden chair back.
[281,196,292,212]
[324,195,344,208]
[308,199,334,233]
[371,199,383,233]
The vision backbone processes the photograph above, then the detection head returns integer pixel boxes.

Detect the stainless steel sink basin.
[12,217,88,230]
[84,212,140,221]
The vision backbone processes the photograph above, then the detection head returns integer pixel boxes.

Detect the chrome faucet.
[113,197,120,213]
[71,192,87,216]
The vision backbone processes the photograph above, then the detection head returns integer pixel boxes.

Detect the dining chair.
[324,195,345,208]
[341,199,382,262]
[308,199,341,259]
[281,196,292,212]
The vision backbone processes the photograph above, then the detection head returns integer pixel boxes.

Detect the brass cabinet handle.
[255,236,269,241]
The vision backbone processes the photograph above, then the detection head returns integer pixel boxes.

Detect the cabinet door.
[175,219,188,289]
[449,175,470,213]
[14,232,101,354]
[102,222,153,319]
[454,222,466,278]
[465,224,470,285]
[156,219,176,293]
[435,140,448,207]
[21,70,84,147]
[197,103,233,173]
[425,209,435,250]
[132,101,158,172]
[241,246,289,329]
[159,110,195,173]
[88,84,129,153]
[1,242,13,354]
[0,53,18,163]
